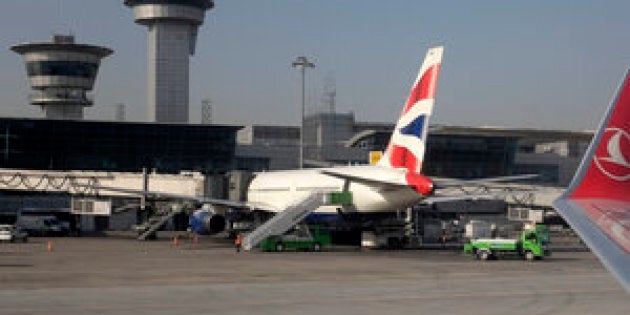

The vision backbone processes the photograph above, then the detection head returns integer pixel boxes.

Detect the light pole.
[292,56,315,169]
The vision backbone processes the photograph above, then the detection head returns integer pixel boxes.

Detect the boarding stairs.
[137,205,184,241]
[242,192,329,251]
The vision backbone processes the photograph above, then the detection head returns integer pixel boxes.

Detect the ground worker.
[235,233,243,252]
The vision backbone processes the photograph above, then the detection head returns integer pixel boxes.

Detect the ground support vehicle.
[259,225,331,252]
[16,215,69,237]
[0,224,28,242]
[464,226,550,261]
[361,219,410,249]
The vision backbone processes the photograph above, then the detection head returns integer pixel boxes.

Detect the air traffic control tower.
[11,35,112,120]
[125,0,214,123]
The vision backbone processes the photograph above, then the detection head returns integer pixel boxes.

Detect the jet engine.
[188,207,226,235]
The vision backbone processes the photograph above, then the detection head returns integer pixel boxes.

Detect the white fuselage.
[247,165,423,214]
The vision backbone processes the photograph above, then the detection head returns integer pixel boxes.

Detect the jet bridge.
[0,168,213,238]
[0,169,208,198]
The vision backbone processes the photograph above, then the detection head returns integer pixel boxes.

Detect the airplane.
[85,46,535,237]
[553,70,630,293]
[183,46,533,234]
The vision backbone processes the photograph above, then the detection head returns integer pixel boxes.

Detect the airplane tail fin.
[565,71,630,200]
[553,70,630,292]
[378,46,444,174]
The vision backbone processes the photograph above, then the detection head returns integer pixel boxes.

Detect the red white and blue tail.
[378,46,444,174]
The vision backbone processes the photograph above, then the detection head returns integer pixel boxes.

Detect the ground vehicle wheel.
[479,250,489,260]
[525,251,534,261]
[313,242,322,252]
[275,242,284,252]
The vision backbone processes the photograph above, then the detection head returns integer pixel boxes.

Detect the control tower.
[11,35,113,120]
[124,0,214,123]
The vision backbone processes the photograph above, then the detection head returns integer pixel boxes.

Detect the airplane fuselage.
[247,165,424,214]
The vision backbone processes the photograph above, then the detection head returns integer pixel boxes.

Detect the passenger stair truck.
[242,191,351,251]
[464,225,551,261]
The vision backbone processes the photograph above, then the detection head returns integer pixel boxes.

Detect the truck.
[464,225,551,261]
[259,225,331,252]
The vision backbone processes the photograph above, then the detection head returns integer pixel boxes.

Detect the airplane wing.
[553,70,630,293]
[320,168,537,190]
[320,168,537,203]
[75,183,247,208]
[422,189,534,204]
[319,169,409,188]
[432,174,538,188]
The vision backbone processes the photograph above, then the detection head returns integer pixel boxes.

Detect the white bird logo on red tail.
[594,127,630,181]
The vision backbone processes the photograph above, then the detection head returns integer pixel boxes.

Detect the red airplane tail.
[553,70,630,292]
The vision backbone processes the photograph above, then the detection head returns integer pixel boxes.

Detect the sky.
[1,0,629,131]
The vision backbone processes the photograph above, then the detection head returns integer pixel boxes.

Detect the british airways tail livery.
[553,71,630,293]
[379,46,442,174]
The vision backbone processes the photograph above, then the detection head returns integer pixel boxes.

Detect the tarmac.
[0,234,628,315]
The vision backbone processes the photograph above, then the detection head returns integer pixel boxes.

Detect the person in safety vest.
[235,233,243,252]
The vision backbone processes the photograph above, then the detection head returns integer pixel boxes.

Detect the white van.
[0,224,28,242]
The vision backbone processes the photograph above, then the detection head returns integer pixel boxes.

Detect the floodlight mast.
[292,56,315,169]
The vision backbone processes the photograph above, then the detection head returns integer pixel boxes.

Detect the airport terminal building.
[0,117,240,231]
[236,112,592,187]
[0,113,590,187]
[0,117,239,174]
[0,112,591,238]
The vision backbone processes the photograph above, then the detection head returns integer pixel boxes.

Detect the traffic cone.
[46,241,53,252]
[191,235,199,248]
[172,235,179,246]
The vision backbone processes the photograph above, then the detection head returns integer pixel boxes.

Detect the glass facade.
[423,135,518,179]
[0,118,239,174]
[26,61,98,78]
[126,0,213,9]
[345,130,520,179]
[512,164,559,183]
